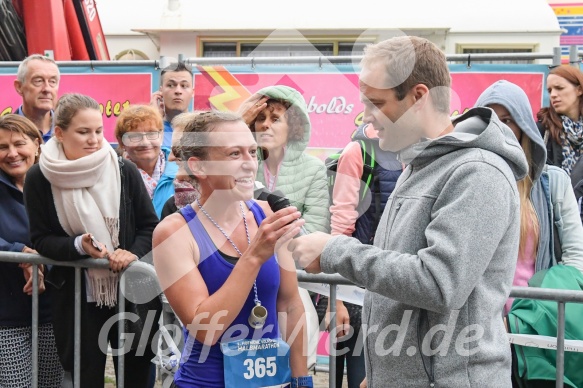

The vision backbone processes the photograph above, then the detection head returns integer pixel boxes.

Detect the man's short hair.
[362,36,451,114]
[160,62,193,86]
[16,54,60,84]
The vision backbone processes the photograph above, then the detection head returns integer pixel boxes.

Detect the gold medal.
[249,302,268,329]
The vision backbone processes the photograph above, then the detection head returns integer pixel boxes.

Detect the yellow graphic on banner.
[201,66,252,111]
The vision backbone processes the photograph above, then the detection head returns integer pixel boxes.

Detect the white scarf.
[39,138,121,307]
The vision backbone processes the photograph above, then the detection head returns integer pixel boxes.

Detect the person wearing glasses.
[115,105,178,218]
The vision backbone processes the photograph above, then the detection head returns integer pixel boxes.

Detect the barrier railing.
[0,46,573,68]
[296,271,583,388]
[0,251,161,388]
[2,250,582,388]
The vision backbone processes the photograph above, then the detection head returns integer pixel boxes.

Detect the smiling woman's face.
[0,129,39,184]
[55,108,104,160]
[121,120,162,169]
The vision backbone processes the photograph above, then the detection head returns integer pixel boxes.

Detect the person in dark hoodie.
[289,36,529,387]
[475,80,583,316]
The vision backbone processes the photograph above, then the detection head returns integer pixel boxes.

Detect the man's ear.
[187,157,206,180]
[411,84,430,110]
[14,80,23,96]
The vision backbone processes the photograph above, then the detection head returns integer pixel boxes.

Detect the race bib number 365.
[221,337,291,388]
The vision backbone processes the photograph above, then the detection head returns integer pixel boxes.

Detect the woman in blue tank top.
[152,111,311,388]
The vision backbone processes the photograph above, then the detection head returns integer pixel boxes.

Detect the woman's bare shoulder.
[154,212,187,239]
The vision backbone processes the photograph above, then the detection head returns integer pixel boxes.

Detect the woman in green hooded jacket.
[238,85,330,233]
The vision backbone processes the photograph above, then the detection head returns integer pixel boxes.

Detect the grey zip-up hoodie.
[320,107,528,387]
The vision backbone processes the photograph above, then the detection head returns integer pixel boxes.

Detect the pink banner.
[195,68,545,151]
[0,68,545,149]
[0,73,153,142]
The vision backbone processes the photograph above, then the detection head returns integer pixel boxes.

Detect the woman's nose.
[6,145,18,158]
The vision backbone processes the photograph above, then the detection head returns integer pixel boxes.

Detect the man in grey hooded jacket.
[289,36,529,387]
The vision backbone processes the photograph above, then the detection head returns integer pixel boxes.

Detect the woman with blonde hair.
[153,110,311,387]
[24,93,159,387]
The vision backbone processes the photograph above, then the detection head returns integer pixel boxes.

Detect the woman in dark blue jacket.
[0,114,63,386]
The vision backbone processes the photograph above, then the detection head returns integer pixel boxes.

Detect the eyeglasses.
[122,131,161,143]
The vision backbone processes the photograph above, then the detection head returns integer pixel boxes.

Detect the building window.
[202,43,237,58]
[457,46,535,64]
[240,43,333,57]
[338,42,367,56]
[201,39,373,58]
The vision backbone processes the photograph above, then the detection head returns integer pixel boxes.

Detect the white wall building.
[97,0,562,63]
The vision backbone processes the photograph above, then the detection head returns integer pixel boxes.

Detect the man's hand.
[360,377,367,388]
[288,232,333,273]
[150,91,165,117]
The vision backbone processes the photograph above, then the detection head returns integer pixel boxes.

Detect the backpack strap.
[358,139,376,202]
[358,139,382,234]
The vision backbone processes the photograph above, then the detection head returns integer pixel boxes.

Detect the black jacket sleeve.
[160,195,177,221]
[23,164,85,261]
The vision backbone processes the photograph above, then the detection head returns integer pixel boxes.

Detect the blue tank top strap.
[245,199,267,224]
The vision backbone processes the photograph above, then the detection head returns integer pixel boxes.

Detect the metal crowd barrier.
[297,271,583,388]
[2,249,582,388]
[0,251,161,388]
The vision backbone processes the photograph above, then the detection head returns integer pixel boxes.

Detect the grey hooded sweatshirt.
[320,107,528,387]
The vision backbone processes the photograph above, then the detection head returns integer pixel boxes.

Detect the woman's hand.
[237,94,268,126]
[21,246,37,255]
[243,206,303,265]
[81,234,109,259]
[20,263,45,295]
[108,248,138,273]
[325,300,350,338]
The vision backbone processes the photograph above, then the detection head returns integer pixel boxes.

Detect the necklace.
[196,198,250,256]
[195,198,267,328]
